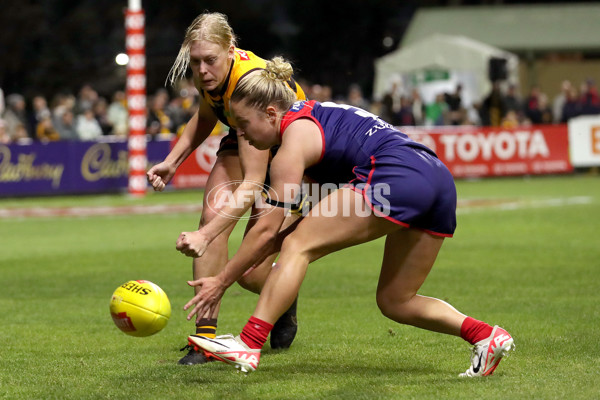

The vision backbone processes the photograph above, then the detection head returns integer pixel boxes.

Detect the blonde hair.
[166,12,237,86]
[231,56,297,112]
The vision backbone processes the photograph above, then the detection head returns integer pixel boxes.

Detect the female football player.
[147,12,306,365]
[182,57,514,376]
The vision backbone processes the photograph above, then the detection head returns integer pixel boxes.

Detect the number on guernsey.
[321,102,379,120]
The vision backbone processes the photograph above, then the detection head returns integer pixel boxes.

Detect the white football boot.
[188,334,261,373]
[459,325,514,377]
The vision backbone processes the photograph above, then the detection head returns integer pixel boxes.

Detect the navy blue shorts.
[350,146,457,237]
[216,130,239,155]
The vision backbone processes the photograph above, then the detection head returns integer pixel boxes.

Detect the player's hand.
[183,276,227,323]
[176,231,210,258]
[146,161,176,192]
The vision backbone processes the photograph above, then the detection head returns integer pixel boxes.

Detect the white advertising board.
[568,116,600,167]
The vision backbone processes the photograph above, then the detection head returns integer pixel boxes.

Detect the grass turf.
[0,175,599,399]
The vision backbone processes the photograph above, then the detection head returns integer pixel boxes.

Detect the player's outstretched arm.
[182,148,304,320]
[183,204,288,322]
[147,100,218,191]
[176,139,270,257]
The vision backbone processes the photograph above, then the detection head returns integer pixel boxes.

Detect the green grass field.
[1,175,599,399]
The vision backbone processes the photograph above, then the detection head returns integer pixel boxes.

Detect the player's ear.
[266,105,278,123]
[228,45,235,59]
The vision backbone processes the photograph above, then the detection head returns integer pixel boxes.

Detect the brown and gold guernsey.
[198,48,306,154]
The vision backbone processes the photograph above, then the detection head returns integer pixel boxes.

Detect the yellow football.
[109,280,171,337]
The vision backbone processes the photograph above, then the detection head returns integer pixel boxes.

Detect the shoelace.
[470,345,483,361]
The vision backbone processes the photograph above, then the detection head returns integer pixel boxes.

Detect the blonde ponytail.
[262,57,293,82]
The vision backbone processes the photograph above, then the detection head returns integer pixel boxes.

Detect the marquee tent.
[373,34,519,107]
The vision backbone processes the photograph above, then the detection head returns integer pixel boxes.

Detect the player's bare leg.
[376,227,513,377]
[252,188,397,325]
[376,229,465,335]
[179,153,241,365]
[237,207,302,349]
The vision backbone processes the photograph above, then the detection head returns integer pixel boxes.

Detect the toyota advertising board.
[402,125,573,178]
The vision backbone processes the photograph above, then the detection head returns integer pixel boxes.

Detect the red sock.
[240,316,273,350]
[460,317,493,345]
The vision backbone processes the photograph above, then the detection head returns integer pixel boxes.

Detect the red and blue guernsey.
[279,100,457,237]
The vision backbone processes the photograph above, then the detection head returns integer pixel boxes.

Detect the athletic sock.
[460,316,494,345]
[195,318,217,339]
[240,316,273,349]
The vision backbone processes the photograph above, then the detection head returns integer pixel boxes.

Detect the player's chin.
[249,140,270,150]
[198,80,217,91]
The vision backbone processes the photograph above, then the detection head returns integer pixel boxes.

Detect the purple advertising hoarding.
[0,138,171,197]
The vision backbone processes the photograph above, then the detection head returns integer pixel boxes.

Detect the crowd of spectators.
[2,77,600,145]
[374,78,600,129]
[0,79,200,145]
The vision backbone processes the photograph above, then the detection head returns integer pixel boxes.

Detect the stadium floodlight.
[382,36,394,49]
[129,0,141,11]
[115,53,129,66]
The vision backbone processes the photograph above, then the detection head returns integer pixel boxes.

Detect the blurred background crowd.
[2,1,600,145]
[2,76,599,145]
[373,77,600,129]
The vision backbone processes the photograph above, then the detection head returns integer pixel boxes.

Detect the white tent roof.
[373,34,519,102]
[402,4,600,52]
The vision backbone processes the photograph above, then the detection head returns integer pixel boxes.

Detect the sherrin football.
[109,280,171,337]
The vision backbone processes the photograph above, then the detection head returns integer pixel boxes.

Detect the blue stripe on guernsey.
[279,100,456,236]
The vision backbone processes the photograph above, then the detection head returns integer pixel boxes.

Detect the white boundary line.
[457,196,593,214]
[0,204,203,219]
[0,196,593,219]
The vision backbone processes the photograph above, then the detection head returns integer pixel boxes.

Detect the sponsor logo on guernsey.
[290,100,306,112]
[236,49,250,60]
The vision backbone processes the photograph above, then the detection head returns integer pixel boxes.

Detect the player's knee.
[376,291,415,322]
[281,234,315,263]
